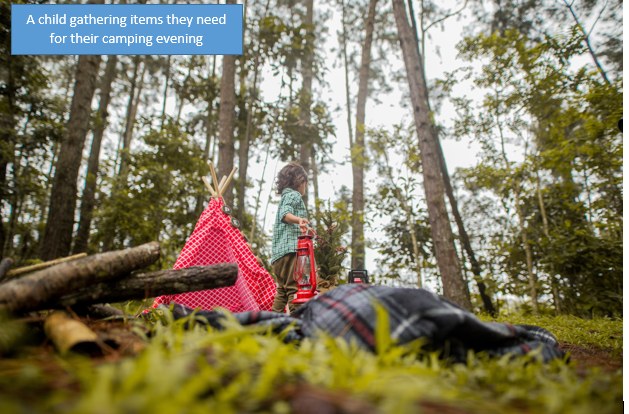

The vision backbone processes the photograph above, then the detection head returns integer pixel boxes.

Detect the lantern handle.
[301,225,316,237]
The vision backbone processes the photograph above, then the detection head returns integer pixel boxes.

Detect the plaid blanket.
[167,284,564,362]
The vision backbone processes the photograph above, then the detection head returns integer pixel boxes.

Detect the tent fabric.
[152,197,276,312]
[165,284,565,363]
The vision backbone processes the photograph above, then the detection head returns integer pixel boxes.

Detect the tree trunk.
[160,55,171,130]
[40,54,102,261]
[350,0,377,271]
[4,148,22,258]
[340,0,354,149]
[436,140,496,315]
[391,0,471,309]
[0,242,160,313]
[103,57,146,251]
[514,188,538,313]
[311,151,319,216]
[54,264,238,309]
[381,150,424,288]
[175,57,194,125]
[535,168,559,313]
[0,257,14,282]
[405,0,488,312]
[496,102,538,313]
[236,52,254,221]
[0,70,14,260]
[236,0,270,223]
[74,55,118,254]
[118,56,146,178]
[217,5,238,208]
[251,143,271,241]
[299,0,314,207]
[195,55,218,218]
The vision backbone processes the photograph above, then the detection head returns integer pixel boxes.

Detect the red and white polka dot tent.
[152,166,276,312]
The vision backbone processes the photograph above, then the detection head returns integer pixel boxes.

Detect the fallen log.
[44,311,102,356]
[0,242,161,313]
[74,304,126,319]
[4,253,88,279]
[54,264,238,309]
[0,258,15,282]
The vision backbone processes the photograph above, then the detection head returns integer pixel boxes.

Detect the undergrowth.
[0,309,622,414]
[485,313,622,358]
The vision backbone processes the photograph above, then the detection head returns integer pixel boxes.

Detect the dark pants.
[271,253,298,313]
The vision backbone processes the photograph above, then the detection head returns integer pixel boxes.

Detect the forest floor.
[561,341,621,373]
[0,311,622,414]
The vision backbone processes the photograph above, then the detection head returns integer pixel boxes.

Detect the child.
[271,162,309,313]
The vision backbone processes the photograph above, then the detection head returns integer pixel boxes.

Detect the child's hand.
[298,218,309,233]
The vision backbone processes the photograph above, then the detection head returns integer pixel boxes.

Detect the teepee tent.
[152,163,276,312]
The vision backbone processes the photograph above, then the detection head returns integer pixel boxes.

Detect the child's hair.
[276,162,307,194]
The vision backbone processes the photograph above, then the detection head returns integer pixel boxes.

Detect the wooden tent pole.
[218,176,227,193]
[219,166,238,197]
[208,161,221,198]
[202,176,218,197]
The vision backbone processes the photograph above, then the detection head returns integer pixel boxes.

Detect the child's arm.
[282,213,309,232]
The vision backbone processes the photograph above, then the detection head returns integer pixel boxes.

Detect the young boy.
[271,162,309,313]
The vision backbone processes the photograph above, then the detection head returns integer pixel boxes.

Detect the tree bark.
[175,57,195,125]
[0,242,160,313]
[0,257,14,282]
[40,54,102,261]
[236,57,252,221]
[251,142,271,241]
[118,56,146,178]
[160,55,171,130]
[311,151,319,216]
[340,0,354,149]
[195,56,219,218]
[54,264,238,308]
[217,5,238,208]
[436,140,496,315]
[299,0,314,207]
[536,167,560,313]
[350,0,377,271]
[381,150,424,288]
[236,0,270,223]
[74,55,118,254]
[514,188,538,313]
[78,304,125,318]
[391,0,471,309]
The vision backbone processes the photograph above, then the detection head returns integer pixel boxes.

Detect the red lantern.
[291,230,318,305]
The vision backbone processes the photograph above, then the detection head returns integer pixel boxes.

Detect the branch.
[0,242,161,313]
[563,0,611,85]
[4,253,87,279]
[587,0,608,36]
[54,264,238,309]
[423,0,469,34]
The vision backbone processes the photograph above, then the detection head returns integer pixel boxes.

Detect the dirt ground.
[559,341,622,373]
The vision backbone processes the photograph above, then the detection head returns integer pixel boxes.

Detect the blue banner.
[12,4,243,55]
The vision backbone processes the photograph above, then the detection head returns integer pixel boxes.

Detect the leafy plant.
[0,309,621,413]
[312,199,350,289]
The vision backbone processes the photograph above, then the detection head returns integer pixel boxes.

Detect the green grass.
[484,313,623,358]
[0,309,622,414]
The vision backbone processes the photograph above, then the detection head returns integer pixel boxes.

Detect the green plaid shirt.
[271,188,308,264]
